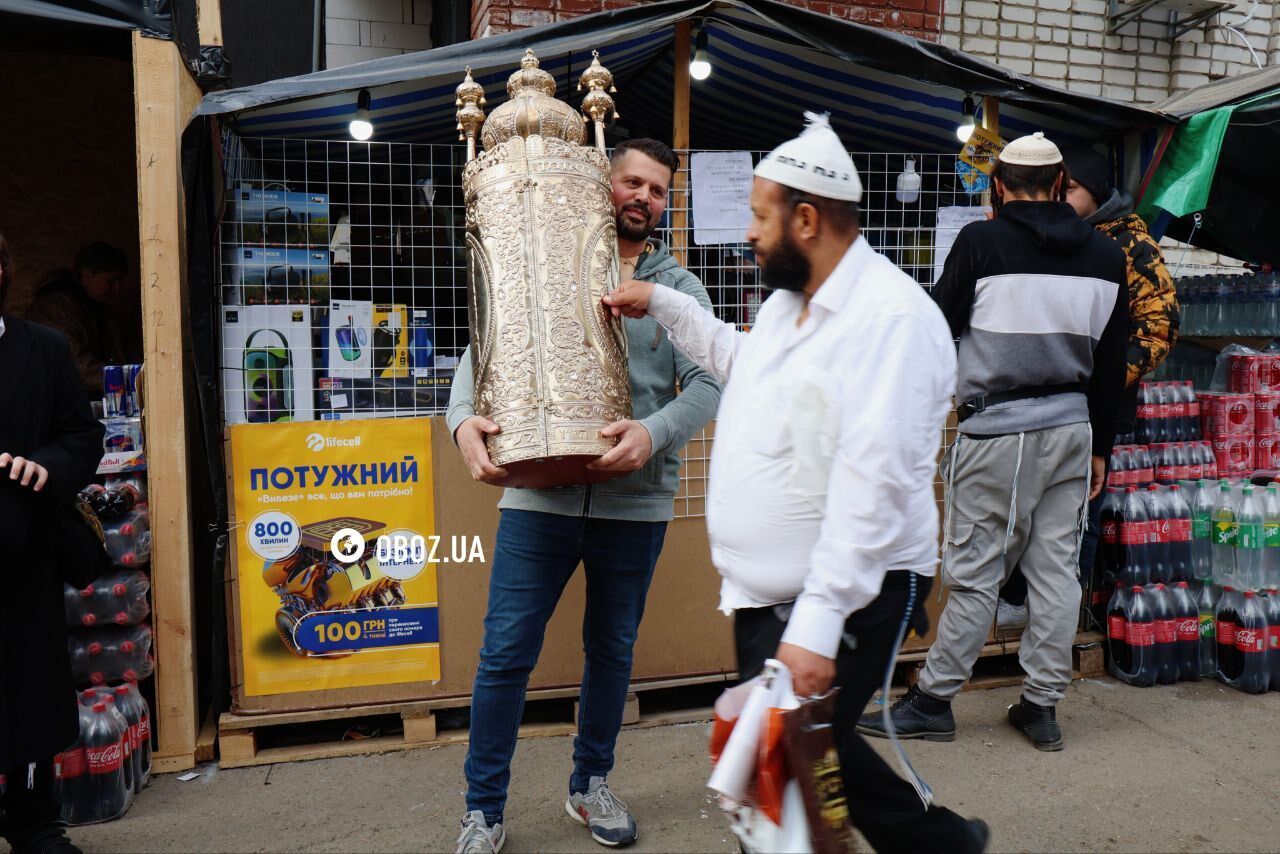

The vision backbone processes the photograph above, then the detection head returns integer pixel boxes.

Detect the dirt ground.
[54,678,1280,853]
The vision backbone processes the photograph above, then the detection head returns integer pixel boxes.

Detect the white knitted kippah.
[754,111,863,203]
[998,131,1063,166]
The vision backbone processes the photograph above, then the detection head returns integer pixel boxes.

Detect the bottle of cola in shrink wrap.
[99,695,134,797]
[1166,485,1194,583]
[1121,487,1151,586]
[1126,585,1157,687]
[1107,583,1132,678]
[55,704,92,825]
[1217,587,1243,684]
[84,702,130,823]
[64,571,151,628]
[1172,581,1201,681]
[1099,488,1124,583]
[1145,485,1171,584]
[1151,584,1179,684]
[1236,590,1270,693]
[113,682,151,790]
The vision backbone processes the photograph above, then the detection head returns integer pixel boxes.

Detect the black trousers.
[734,572,977,854]
[0,757,60,849]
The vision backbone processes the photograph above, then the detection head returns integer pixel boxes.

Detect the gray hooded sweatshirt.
[446,238,722,522]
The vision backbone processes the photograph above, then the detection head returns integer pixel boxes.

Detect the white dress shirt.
[646,237,956,658]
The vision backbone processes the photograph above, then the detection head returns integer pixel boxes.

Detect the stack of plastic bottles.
[1102,478,1280,694]
[57,476,155,824]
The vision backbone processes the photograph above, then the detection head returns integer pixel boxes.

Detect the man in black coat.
[0,234,104,854]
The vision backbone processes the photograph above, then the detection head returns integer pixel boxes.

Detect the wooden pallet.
[897,630,1106,693]
[217,673,727,769]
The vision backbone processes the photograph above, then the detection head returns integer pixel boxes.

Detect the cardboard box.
[373,304,410,379]
[221,305,316,424]
[223,246,329,306]
[326,300,374,379]
[227,186,331,246]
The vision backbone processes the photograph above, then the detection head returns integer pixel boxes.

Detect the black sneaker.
[855,685,956,741]
[11,824,83,854]
[1007,695,1063,751]
[965,818,991,853]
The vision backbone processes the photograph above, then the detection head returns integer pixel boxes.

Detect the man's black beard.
[615,206,653,243]
[757,232,810,292]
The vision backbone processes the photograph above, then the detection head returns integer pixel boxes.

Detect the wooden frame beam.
[197,0,224,46]
[670,20,692,268]
[132,31,203,774]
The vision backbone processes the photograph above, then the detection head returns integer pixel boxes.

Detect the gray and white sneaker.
[996,599,1028,630]
[456,810,505,854]
[565,777,638,847]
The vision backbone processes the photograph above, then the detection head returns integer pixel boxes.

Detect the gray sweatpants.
[918,423,1090,707]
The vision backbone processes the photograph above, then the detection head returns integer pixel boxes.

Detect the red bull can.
[124,364,142,416]
[103,365,125,417]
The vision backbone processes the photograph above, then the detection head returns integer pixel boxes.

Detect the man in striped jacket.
[858,132,1128,752]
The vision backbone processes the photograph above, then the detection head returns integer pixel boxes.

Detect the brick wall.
[327,0,433,68]
[470,0,944,41]
[940,0,1278,103]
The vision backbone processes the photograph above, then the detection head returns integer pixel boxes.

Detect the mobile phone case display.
[55,402,155,825]
[221,305,316,425]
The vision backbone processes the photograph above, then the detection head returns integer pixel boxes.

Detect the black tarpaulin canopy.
[0,0,172,37]
[194,0,1168,154]
[1143,64,1280,265]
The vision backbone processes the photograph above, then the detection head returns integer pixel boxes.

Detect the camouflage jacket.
[1095,213,1180,388]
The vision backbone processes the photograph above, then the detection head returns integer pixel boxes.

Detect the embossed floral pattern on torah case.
[459,51,631,489]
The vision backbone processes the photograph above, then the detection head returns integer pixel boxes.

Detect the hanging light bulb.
[956,95,976,143]
[896,157,922,204]
[349,89,374,141]
[690,26,712,81]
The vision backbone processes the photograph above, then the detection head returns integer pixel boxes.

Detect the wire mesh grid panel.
[218,134,470,427]
[215,138,977,516]
[664,150,982,518]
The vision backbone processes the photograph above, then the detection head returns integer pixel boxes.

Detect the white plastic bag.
[708,660,811,854]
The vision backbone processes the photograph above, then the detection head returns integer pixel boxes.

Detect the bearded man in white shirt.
[603,114,987,853]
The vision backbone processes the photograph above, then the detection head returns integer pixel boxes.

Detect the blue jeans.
[464,509,668,825]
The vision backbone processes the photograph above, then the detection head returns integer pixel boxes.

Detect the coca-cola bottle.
[1170,382,1188,442]
[1145,485,1171,583]
[84,702,130,822]
[1201,441,1219,481]
[1133,445,1155,486]
[1127,585,1157,686]
[55,704,92,825]
[1151,583,1179,684]
[113,682,152,791]
[1107,583,1132,679]
[1266,590,1280,692]
[1109,447,1126,488]
[1165,485,1194,583]
[1235,590,1270,693]
[1099,488,1124,584]
[1196,578,1220,678]
[1172,581,1201,681]
[1121,487,1151,586]
[1156,382,1174,443]
[1137,383,1156,445]
[100,695,135,797]
[1216,587,1242,683]
[1155,444,1176,484]
[1185,381,1202,441]
[1184,442,1204,481]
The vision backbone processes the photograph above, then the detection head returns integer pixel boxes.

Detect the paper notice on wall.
[932,205,992,285]
[691,151,754,245]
